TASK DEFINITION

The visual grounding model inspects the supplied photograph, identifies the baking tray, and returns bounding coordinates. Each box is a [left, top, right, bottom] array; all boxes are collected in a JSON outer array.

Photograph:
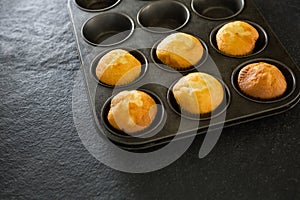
[[68, 0, 300, 150]]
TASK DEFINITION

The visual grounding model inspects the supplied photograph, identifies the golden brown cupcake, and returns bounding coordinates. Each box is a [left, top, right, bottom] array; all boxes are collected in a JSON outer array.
[[107, 90, 158, 134], [96, 49, 141, 86], [238, 62, 287, 100], [216, 21, 259, 56], [156, 32, 204, 70], [172, 72, 224, 114]]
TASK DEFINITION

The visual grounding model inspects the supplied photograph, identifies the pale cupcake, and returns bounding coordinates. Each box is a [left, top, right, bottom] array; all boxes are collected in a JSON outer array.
[[96, 49, 141, 86], [156, 32, 204, 70], [172, 72, 224, 114], [216, 21, 259, 56], [108, 90, 158, 134]]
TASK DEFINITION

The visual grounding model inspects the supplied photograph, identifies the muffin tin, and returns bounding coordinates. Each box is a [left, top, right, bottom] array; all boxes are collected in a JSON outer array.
[[68, 0, 300, 150]]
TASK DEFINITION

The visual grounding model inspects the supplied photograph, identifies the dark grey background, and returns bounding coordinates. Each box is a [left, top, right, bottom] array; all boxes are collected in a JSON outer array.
[[0, 0, 299, 199]]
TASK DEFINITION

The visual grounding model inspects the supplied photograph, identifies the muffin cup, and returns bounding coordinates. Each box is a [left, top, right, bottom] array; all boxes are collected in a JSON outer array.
[[167, 76, 231, 120], [191, 0, 244, 20], [101, 89, 166, 139], [75, 0, 121, 12], [90, 48, 148, 88], [231, 58, 296, 103], [209, 20, 268, 58], [82, 12, 134, 46], [151, 36, 209, 73], [137, 1, 190, 33]]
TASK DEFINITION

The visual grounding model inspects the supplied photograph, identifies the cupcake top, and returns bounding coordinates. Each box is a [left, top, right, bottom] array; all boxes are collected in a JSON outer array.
[[156, 32, 204, 70], [216, 21, 259, 56], [172, 72, 224, 114], [96, 49, 141, 86], [238, 62, 287, 100], [107, 90, 158, 134]]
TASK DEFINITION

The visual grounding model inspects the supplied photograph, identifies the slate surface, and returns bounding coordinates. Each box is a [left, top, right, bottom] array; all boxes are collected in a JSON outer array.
[[0, 0, 299, 199]]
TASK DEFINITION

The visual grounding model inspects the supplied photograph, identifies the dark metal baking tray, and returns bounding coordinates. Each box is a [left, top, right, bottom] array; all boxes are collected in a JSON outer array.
[[68, 0, 300, 150]]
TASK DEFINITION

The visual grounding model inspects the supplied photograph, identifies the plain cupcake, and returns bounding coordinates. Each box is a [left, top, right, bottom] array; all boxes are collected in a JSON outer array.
[[172, 72, 224, 114], [107, 90, 158, 134], [216, 21, 259, 56], [238, 62, 287, 100], [156, 32, 204, 70], [96, 49, 141, 86]]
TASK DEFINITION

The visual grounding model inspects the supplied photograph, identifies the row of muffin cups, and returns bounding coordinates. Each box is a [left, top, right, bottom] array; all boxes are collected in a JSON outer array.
[[98, 61, 295, 139], [81, 12, 268, 59], [90, 27, 295, 100], [92, 47, 295, 138], [75, 0, 245, 21], [80, 0, 255, 47]]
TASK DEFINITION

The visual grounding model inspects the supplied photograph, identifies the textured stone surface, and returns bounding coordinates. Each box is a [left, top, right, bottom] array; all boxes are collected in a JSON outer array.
[[0, 0, 299, 199]]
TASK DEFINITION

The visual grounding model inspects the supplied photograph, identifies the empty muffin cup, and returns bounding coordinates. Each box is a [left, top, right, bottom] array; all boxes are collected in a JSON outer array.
[[151, 37, 208, 73], [137, 1, 190, 33], [75, 0, 121, 12], [90, 48, 148, 87], [167, 77, 231, 120], [191, 0, 244, 20], [210, 20, 268, 58], [82, 12, 134, 46], [231, 58, 296, 103], [101, 89, 166, 138]]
